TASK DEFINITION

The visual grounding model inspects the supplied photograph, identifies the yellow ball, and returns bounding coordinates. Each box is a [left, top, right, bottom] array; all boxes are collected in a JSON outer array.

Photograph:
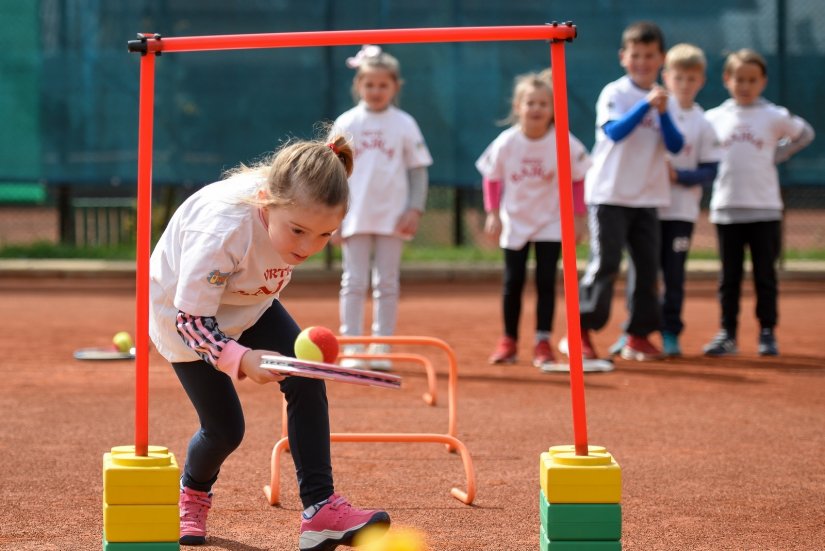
[[112, 331, 134, 353], [354, 526, 427, 551], [294, 326, 339, 364]]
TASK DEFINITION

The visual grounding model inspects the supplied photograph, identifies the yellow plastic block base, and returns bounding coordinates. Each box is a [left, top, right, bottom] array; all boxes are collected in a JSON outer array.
[[103, 503, 179, 542], [103, 446, 180, 505], [540, 447, 621, 504]]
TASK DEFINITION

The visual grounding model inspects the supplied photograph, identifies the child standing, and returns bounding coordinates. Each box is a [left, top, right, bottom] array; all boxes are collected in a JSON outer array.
[[703, 48, 814, 356], [562, 21, 684, 362], [478, 69, 591, 368], [149, 136, 390, 550], [332, 45, 432, 371], [610, 43, 722, 357]]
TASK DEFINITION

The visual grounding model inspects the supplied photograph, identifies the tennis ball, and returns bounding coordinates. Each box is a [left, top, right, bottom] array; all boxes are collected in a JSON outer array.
[[354, 526, 427, 551], [112, 331, 134, 353], [294, 326, 339, 364]]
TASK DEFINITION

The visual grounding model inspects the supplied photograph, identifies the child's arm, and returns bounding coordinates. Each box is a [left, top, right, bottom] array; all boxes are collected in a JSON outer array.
[[659, 110, 684, 154], [674, 162, 719, 188], [602, 99, 651, 142], [482, 177, 503, 237], [395, 166, 429, 238], [775, 118, 815, 164]]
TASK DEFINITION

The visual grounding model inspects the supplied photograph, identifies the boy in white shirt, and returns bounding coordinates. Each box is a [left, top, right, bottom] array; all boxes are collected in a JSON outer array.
[[562, 21, 684, 363]]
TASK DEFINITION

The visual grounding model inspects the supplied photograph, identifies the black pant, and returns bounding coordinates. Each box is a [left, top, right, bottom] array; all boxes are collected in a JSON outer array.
[[173, 300, 333, 508], [659, 220, 694, 335], [714, 221, 781, 337], [579, 205, 661, 336], [501, 241, 561, 340]]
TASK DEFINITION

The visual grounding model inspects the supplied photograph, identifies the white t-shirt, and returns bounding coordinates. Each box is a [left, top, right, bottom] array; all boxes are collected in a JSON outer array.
[[332, 103, 432, 238], [585, 75, 670, 208], [149, 176, 293, 363], [475, 125, 591, 249], [658, 100, 722, 222], [705, 98, 807, 212]]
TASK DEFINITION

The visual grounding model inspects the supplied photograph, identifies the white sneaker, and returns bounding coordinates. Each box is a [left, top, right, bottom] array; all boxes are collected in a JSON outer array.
[[366, 343, 393, 372], [339, 344, 367, 369]]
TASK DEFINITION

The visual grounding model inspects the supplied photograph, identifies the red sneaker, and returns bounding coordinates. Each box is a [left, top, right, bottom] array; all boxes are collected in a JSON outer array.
[[532, 340, 555, 367], [299, 493, 390, 551], [179, 486, 212, 545], [621, 334, 664, 361], [488, 336, 517, 364]]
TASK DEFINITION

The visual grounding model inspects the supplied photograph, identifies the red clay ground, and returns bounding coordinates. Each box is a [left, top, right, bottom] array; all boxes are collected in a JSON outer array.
[[1, 276, 824, 550]]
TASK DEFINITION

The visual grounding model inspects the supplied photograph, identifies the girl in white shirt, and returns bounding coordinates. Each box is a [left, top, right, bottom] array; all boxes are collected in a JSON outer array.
[[703, 49, 814, 357], [477, 69, 590, 368], [332, 45, 432, 370], [149, 136, 390, 549]]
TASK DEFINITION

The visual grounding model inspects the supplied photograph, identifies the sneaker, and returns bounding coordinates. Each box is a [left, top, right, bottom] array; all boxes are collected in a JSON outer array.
[[532, 340, 555, 368], [299, 493, 390, 551], [703, 330, 737, 356], [339, 344, 367, 369], [758, 328, 779, 356], [621, 334, 664, 361], [366, 343, 393, 372], [608, 334, 627, 357], [558, 332, 597, 360], [488, 336, 517, 364], [662, 331, 682, 357], [179, 486, 212, 545]]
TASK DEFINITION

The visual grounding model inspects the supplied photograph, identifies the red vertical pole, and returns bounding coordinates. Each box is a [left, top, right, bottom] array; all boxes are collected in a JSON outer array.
[[134, 50, 156, 457], [550, 39, 589, 456]]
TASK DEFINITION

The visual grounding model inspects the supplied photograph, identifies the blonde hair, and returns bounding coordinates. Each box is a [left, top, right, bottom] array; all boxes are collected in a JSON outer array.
[[227, 134, 353, 210], [723, 48, 768, 77], [348, 45, 403, 104], [665, 43, 707, 71], [501, 68, 554, 127]]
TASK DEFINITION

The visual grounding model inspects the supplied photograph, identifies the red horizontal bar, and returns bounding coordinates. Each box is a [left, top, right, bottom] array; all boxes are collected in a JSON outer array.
[[143, 25, 576, 54]]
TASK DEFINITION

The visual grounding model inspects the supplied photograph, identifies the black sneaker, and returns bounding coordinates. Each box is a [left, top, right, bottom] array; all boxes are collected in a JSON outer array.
[[758, 328, 778, 356], [703, 330, 737, 356]]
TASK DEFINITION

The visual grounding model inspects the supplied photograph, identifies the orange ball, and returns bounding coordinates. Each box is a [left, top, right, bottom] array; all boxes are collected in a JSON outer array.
[[294, 326, 339, 364]]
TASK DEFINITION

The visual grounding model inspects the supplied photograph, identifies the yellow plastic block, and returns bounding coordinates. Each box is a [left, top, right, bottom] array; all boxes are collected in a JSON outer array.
[[103, 446, 180, 505], [540, 450, 621, 504], [103, 503, 179, 542]]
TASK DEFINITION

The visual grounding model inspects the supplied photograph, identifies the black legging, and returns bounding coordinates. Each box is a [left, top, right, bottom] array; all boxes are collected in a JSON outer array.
[[173, 300, 333, 508], [501, 241, 561, 340]]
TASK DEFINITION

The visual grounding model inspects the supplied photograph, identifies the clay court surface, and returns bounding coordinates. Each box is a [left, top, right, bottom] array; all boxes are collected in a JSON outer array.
[[1, 275, 824, 550]]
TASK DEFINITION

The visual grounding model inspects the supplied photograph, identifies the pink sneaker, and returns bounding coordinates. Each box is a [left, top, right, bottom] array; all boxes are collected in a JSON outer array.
[[299, 493, 390, 551], [179, 486, 212, 545]]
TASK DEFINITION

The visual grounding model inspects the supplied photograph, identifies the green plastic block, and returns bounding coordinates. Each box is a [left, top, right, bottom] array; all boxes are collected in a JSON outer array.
[[540, 490, 621, 540], [103, 539, 179, 550], [540, 525, 622, 551]]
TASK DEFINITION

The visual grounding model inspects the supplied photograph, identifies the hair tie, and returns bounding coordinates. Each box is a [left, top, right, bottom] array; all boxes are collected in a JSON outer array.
[[327, 142, 339, 154], [346, 44, 383, 69]]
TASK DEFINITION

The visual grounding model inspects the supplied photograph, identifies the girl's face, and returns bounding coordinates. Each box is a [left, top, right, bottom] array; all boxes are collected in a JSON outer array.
[[355, 67, 399, 112], [723, 61, 767, 106], [619, 41, 665, 90], [515, 85, 554, 139], [264, 200, 344, 265]]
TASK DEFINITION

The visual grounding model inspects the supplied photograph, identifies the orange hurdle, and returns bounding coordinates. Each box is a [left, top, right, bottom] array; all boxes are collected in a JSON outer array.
[[264, 336, 476, 506]]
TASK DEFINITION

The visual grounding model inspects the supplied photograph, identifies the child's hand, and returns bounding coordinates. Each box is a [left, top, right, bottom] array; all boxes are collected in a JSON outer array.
[[394, 209, 422, 240], [646, 85, 669, 114], [240, 350, 286, 384], [484, 212, 502, 237], [667, 161, 678, 182]]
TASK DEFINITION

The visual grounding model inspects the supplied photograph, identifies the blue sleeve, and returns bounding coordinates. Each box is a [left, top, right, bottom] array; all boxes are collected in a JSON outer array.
[[659, 111, 684, 153], [602, 98, 650, 142], [674, 162, 718, 188]]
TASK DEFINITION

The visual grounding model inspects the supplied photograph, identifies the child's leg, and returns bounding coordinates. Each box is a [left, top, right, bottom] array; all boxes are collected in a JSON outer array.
[[370, 235, 404, 336], [533, 241, 561, 334], [715, 223, 747, 337], [580, 205, 630, 331], [340, 234, 373, 336], [745, 220, 781, 330], [239, 301, 334, 508], [172, 360, 245, 492], [660, 220, 694, 335], [502, 244, 530, 340], [625, 208, 661, 337]]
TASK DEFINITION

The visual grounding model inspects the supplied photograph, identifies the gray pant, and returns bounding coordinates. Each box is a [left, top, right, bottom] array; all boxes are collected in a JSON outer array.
[[579, 204, 661, 337]]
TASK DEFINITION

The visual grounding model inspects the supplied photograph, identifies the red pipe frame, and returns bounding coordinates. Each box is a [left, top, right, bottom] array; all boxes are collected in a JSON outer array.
[[132, 24, 588, 460]]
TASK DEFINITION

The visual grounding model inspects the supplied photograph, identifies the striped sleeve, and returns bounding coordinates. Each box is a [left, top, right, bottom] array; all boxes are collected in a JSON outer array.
[[175, 311, 250, 380]]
